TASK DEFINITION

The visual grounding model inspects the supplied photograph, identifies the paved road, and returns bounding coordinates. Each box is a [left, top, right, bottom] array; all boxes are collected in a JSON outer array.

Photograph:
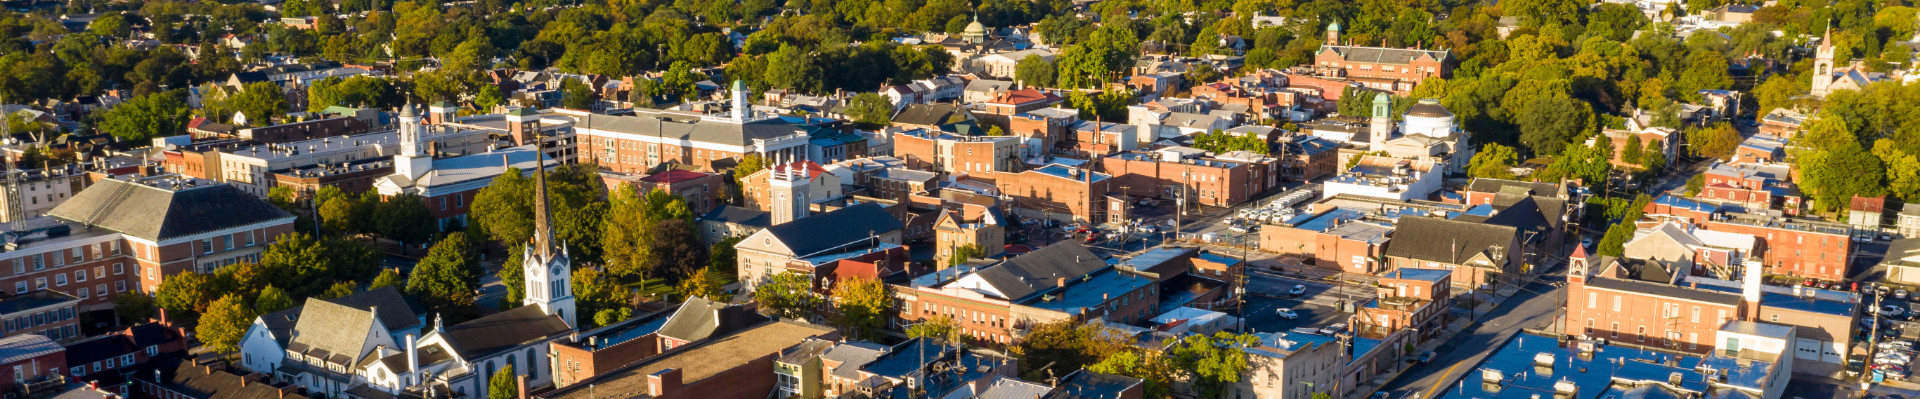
[[1376, 270, 1566, 399]]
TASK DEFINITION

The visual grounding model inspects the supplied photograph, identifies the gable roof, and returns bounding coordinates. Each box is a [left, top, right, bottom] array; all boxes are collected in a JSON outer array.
[[439, 305, 572, 359], [258, 306, 303, 347], [1466, 178, 1562, 198], [1384, 216, 1517, 265], [655, 296, 768, 343], [47, 179, 293, 241], [970, 241, 1108, 301], [892, 104, 976, 126], [1318, 45, 1450, 65], [286, 299, 378, 366], [700, 206, 771, 227], [146, 356, 316, 399], [763, 202, 905, 257], [572, 114, 807, 147], [326, 286, 424, 333]]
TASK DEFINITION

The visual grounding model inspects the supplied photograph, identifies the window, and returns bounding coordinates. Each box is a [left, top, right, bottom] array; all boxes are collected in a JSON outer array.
[[76, 287, 87, 299], [103, 358, 112, 369], [1612, 296, 1621, 312], [201, 239, 213, 254], [70, 367, 81, 376], [115, 281, 125, 293], [224, 235, 234, 250], [52, 274, 63, 287], [10, 259, 19, 275], [12, 282, 22, 294], [1611, 323, 1619, 338], [147, 346, 157, 356], [32, 255, 42, 270], [113, 263, 123, 275], [70, 248, 81, 263], [1691, 307, 1700, 323], [51, 252, 61, 266], [1637, 326, 1646, 341], [1587, 293, 1596, 308], [74, 270, 85, 283]]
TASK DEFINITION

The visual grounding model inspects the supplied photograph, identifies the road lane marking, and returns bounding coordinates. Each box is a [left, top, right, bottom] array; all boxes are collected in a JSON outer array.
[[1421, 361, 1465, 399]]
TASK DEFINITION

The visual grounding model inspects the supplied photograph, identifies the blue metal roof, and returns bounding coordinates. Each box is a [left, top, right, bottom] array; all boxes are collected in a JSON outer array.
[[1380, 268, 1451, 283], [1032, 164, 1112, 183], [1436, 333, 1774, 399], [1018, 268, 1155, 316], [1760, 291, 1854, 316]]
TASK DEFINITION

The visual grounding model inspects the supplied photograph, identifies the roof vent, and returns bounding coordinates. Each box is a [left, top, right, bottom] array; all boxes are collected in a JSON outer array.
[[1481, 368, 1502, 384]]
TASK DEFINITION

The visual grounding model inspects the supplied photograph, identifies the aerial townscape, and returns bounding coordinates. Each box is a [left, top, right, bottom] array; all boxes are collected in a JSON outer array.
[[3, 0, 1920, 397]]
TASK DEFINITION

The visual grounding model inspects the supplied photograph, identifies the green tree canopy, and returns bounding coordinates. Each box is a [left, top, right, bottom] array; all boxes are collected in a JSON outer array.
[[198, 294, 253, 355], [832, 276, 891, 340], [488, 364, 517, 399], [845, 93, 895, 129], [254, 285, 296, 314], [375, 194, 437, 248], [100, 90, 190, 142], [408, 232, 480, 312], [1469, 143, 1521, 179], [755, 271, 820, 320]]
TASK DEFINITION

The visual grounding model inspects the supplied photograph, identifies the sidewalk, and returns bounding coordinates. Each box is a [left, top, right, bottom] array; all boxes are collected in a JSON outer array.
[[1348, 314, 1474, 398]]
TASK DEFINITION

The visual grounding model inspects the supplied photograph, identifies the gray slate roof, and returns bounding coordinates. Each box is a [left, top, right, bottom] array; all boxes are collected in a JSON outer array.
[[573, 113, 807, 147], [892, 104, 975, 126], [823, 341, 890, 379], [440, 305, 572, 359], [1319, 45, 1450, 65], [1383, 216, 1517, 265], [1465, 178, 1562, 198], [47, 179, 293, 241], [655, 296, 767, 343], [328, 286, 424, 333], [258, 306, 303, 347], [700, 206, 771, 228], [286, 299, 378, 366], [764, 202, 904, 257], [970, 241, 1108, 301]]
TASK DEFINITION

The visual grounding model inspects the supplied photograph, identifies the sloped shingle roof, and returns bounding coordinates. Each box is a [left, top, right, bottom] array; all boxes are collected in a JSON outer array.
[[439, 305, 571, 359], [763, 202, 904, 257], [47, 179, 293, 241]]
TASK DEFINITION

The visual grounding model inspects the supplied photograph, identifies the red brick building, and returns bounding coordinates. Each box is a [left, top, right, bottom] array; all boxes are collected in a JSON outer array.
[[1100, 152, 1264, 208], [0, 334, 63, 392], [1259, 210, 1391, 273], [1353, 268, 1452, 336], [1312, 24, 1451, 94], [1701, 212, 1853, 281], [537, 321, 839, 399], [65, 323, 186, 380], [892, 129, 1023, 177], [1564, 247, 1747, 352], [993, 164, 1114, 224], [895, 242, 1157, 345], [603, 169, 728, 216]]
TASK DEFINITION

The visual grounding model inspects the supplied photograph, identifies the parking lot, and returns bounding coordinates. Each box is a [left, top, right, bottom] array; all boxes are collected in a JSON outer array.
[[1239, 268, 1373, 334]]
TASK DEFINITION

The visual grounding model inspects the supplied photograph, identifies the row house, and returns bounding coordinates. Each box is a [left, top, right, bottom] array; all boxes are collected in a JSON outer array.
[[0, 334, 63, 394], [537, 321, 839, 399], [1065, 121, 1140, 158], [1005, 109, 1078, 159], [64, 323, 186, 381], [0, 291, 82, 341], [1274, 133, 1341, 181], [1566, 245, 1747, 353]]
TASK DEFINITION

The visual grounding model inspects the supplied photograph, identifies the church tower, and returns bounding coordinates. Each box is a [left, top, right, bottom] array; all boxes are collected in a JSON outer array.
[[769, 163, 811, 225], [394, 102, 434, 180], [1812, 27, 1836, 97], [1368, 92, 1391, 150], [1325, 21, 1342, 46], [523, 161, 576, 328]]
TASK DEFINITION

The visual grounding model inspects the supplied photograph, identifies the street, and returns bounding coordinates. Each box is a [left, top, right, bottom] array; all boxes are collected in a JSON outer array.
[[1376, 268, 1566, 399]]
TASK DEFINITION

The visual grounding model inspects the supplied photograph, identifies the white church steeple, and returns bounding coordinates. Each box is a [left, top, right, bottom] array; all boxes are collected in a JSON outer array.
[[522, 160, 575, 328]]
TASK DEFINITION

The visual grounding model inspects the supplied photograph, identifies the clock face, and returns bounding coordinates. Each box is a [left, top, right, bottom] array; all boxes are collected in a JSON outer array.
[[552, 265, 565, 276]]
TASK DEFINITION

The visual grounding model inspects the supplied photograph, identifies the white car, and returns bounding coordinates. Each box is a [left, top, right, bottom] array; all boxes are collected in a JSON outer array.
[[1885, 305, 1909, 318], [1288, 285, 1307, 296], [1275, 308, 1298, 320], [1319, 323, 1348, 335]]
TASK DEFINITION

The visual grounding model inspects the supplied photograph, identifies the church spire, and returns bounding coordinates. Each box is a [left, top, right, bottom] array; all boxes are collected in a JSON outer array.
[[532, 158, 557, 259]]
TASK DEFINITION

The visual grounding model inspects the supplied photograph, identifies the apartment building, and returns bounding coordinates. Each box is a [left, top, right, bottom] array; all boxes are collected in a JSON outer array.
[[571, 83, 812, 174], [995, 164, 1115, 224], [892, 129, 1023, 177], [35, 176, 296, 300]]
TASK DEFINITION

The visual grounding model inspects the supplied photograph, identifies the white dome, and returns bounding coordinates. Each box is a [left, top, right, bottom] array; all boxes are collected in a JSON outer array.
[[1403, 99, 1454, 138]]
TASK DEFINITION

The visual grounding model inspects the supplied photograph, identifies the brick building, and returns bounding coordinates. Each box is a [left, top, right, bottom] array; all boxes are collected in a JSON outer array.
[[1312, 23, 1451, 94], [268, 159, 393, 199], [0, 334, 61, 394], [892, 129, 1023, 177], [37, 177, 297, 303], [895, 242, 1158, 345], [604, 170, 728, 216], [1101, 150, 1262, 208], [1381, 216, 1521, 290], [1353, 268, 1452, 336], [571, 83, 812, 174], [1702, 211, 1853, 282], [1564, 246, 1745, 353], [232, 116, 371, 143], [994, 164, 1114, 224], [1259, 208, 1391, 273], [1006, 109, 1078, 158], [537, 321, 839, 399], [1275, 134, 1341, 182], [64, 323, 186, 380], [374, 144, 553, 231]]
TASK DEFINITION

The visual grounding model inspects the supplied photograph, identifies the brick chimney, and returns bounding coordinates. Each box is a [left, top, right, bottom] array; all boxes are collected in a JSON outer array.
[[517, 374, 529, 399], [647, 368, 683, 397]]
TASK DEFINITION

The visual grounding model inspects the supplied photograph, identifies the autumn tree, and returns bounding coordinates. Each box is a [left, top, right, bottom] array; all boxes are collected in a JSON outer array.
[[198, 294, 253, 356], [370, 269, 405, 290], [488, 365, 517, 399], [1168, 332, 1260, 399], [1468, 143, 1520, 180], [755, 271, 820, 320], [832, 276, 891, 340], [112, 291, 158, 325], [845, 93, 895, 129]]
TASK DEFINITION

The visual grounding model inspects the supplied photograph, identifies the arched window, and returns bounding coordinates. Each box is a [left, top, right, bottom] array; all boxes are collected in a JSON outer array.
[[507, 354, 518, 376], [526, 348, 540, 380]]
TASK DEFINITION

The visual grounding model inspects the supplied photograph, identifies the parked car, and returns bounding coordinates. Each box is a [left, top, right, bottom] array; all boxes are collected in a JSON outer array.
[[1885, 305, 1908, 318], [1319, 323, 1348, 335], [1275, 308, 1298, 320], [1418, 351, 1436, 364], [1901, 289, 1912, 300], [1136, 225, 1160, 234], [1289, 285, 1308, 296]]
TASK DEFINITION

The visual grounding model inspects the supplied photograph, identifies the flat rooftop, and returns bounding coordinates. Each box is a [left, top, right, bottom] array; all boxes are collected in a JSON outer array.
[[1436, 333, 1771, 399], [542, 321, 834, 399], [1018, 268, 1155, 316]]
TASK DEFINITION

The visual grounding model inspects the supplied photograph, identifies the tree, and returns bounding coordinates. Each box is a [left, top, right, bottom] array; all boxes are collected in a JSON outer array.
[[845, 93, 895, 129], [320, 281, 358, 299], [1517, 96, 1592, 156], [1167, 332, 1259, 399], [112, 291, 158, 325], [320, 193, 374, 235], [370, 269, 405, 290], [1015, 54, 1056, 87], [499, 246, 525, 307], [572, 267, 629, 329], [408, 232, 480, 312], [677, 266, 728, 300], [197, 294, 253, 355], [601, 186, 656, 279], [375, 194, 436, 249], [1011, 320, 1134, 381], [561, 78, 596, 110], [1685, 123, 1740, 160], [595, 307, 635, 328], [230, 82, 289, 126], [1641, 140, 1666, 171], [754, 271, 820, 319], [100, 90, 190, 142], [1598, 222, 1633, 257], [1621, 135, 1645, 166], [709, 236, 744, 272], [488, 364, 517, 399], [832, 276, 891, 340], [1685, 174, 1706, 196], [650, 219, 709, 281], [765, 44, 822, 93], [259, 232, 380, 296], [905, 315, 958, 340], [1087, 350, 1174, 399], [1468, 143, 1520, 180], [156, 271, 214, 317], [733, 155, 768, 188], [254, 285, 296, 314], [949, 244, 983, 266]]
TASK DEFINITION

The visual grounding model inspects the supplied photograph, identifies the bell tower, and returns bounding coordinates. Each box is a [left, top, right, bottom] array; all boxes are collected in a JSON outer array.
[[522, 160, 576, 328], [1368, 92, 1391, 150], [1812, 27, 1836, 97]]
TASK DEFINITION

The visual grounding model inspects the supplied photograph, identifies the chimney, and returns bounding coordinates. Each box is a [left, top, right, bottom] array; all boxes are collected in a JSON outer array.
[[647, 368, 683, 397], [517, 374, 530, 399], [1057, 277, 1067, 287], [405, 334, 418, 384]]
